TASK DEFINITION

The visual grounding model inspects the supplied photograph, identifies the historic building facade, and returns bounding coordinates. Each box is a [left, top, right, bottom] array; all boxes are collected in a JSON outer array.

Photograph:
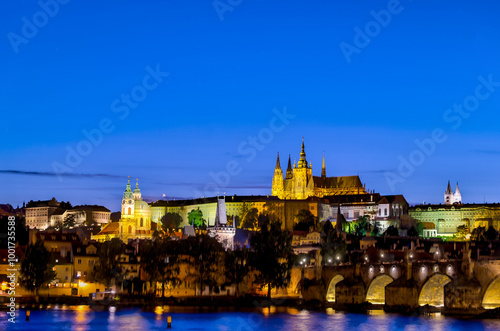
[[409, 183, 500, 237], [272, 139, 368, 200], [93, 178, 153, 242]]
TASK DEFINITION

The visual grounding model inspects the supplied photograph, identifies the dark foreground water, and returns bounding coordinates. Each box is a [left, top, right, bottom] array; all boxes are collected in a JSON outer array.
[[2, 306, 500, 331]]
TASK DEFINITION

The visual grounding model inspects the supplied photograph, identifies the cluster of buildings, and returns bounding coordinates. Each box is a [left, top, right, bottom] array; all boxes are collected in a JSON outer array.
[[14, 139, 500, 245]]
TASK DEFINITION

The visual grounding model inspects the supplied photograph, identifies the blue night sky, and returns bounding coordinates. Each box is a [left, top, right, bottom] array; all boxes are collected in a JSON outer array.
[[2, 0, 500, 212]]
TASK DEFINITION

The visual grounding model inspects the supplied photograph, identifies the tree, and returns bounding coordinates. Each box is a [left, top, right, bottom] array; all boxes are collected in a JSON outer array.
[[320, 220, 347, 265], [224, 247, 251, 296], [250, 219, 294, 298], [63, 213, 76, 228], [140, 239, 163, 295], [182, 234, 224, 296], [485, 226, 498, 241], [416, 222, 425, 237], [20, 240, 56, 296], [158, 239, 181, 297], [241, 208, 259, 230], [294, 209, 316, 232], [59, 201, 73, 210], [187, 209, 205, 227], [456, 225, 469, 241], [353, 216, 370, 237], [407, 226, 419, 238], [92, 238, 125, 288], [161, 212, 183, 233], [371, 221, 381, 236], [384, 225, 399, 237], [471, 226, 486, 242]]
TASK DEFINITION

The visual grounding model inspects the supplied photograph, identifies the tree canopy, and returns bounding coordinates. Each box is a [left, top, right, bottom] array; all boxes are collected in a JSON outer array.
[[187, 209, 205, 227], [320, 220, 347, 265], [20, 240, 56, 295], [250, 219, 294, 298], [161, 212, 183, 232], [91, 238, 125, 287], [294, 209, 316, 232], [241, 208, 259, 230]]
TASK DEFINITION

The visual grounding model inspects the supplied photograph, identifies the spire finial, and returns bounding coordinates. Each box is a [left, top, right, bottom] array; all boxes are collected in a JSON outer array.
[[136, 178, 139, 188], [275, 152, 281, 170], [321, 153, 326, 178]]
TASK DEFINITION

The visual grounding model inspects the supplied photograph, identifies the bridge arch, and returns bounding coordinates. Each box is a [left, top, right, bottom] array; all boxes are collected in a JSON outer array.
[[326, 274, 344, 303], [366, 274, 394, 304], [482, 276, 500, 309], [418, 273, 452, 307]]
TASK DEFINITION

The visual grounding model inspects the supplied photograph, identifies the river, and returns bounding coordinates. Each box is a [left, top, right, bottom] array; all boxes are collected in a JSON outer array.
[[2, 306, 500, 330]]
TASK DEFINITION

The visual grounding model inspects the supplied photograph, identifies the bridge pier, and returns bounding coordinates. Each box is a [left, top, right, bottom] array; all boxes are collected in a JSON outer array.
[[444, 277, 484, 315], [336, 277, 366, 306], [385, 277, 419, 313]]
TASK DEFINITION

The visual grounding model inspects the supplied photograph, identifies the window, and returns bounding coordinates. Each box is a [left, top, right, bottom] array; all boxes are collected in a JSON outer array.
[[384, 208, 388, 216], [78, 259, 82, 265], [128, 225, 132, 233], [140, 218, 143, 227], [128, 207, 131, 215]]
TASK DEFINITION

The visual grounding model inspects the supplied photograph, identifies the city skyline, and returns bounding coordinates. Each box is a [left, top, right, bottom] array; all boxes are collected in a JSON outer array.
[[2, 0, 500, 211]]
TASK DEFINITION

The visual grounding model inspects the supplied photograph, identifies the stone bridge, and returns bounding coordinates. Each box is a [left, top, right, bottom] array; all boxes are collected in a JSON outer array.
[[311, 258, 500, 313]]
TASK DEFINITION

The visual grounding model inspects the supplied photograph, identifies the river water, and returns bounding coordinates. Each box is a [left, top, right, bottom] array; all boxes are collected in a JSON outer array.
[[2, 306, 500, 331]]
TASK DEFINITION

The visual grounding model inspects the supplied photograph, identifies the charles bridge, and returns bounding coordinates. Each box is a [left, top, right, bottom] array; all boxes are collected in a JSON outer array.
[[296, 251, 500, 314]]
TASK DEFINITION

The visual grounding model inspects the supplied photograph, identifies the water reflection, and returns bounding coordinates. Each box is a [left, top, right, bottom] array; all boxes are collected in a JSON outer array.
[[2, 307, 500, 331]]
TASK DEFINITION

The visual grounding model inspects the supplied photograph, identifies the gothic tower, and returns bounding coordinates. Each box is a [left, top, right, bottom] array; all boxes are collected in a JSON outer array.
[[293, 138, 314, 199], [444, 181, 454, 205], [272, 153, 284, 197], [453, 183, 462, 204]]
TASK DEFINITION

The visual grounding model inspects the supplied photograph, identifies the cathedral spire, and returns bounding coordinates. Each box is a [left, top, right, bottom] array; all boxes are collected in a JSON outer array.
[[126, 176, 132, 192], [286, 154, 293, 179], [275, 152, 281, 170], [297, 137, 308, 168], [321, 153, 326, 179], [446, 180, 453, 194]]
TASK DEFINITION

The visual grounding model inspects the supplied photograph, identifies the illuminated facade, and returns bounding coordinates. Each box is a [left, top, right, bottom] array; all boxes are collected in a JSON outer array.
[[93, 178, 153, 242], [208, 197, 236, 250], [272, 139, 368, 199]]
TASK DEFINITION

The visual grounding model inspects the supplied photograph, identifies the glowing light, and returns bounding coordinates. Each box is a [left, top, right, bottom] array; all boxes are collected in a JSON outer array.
[[78, 281, 88, 288], [154, 306, 163, 315], [379, 265, 384, 272], [336, 255, 340, 260], [369, 265, 374, 273], [381, 253, 384, 258]]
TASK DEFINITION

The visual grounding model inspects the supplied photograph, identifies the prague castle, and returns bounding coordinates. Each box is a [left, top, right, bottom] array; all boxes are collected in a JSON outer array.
[[272, 139, 368, 199]]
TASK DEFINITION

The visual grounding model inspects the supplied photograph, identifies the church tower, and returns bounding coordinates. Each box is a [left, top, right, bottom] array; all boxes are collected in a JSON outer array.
[[444, 181, 454, 205], [293, 138, 314, 199], [122, 177, 135, 218], [453, 183, 462, 204], [272, 153, 284, 197]]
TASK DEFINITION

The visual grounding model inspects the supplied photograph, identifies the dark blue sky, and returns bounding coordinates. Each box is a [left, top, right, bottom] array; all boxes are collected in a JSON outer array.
[[2, 0, 500, 212]]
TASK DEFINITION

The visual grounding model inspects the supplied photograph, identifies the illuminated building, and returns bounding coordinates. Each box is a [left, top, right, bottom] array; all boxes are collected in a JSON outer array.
[[93, 178, 154, 242], [272, 139, 368, 199], [410, 183, 500, 237], [208, 197, 235, 250]]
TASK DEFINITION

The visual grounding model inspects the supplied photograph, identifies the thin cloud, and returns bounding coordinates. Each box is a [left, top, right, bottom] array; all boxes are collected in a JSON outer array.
[[0, 170, 122, 179]]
